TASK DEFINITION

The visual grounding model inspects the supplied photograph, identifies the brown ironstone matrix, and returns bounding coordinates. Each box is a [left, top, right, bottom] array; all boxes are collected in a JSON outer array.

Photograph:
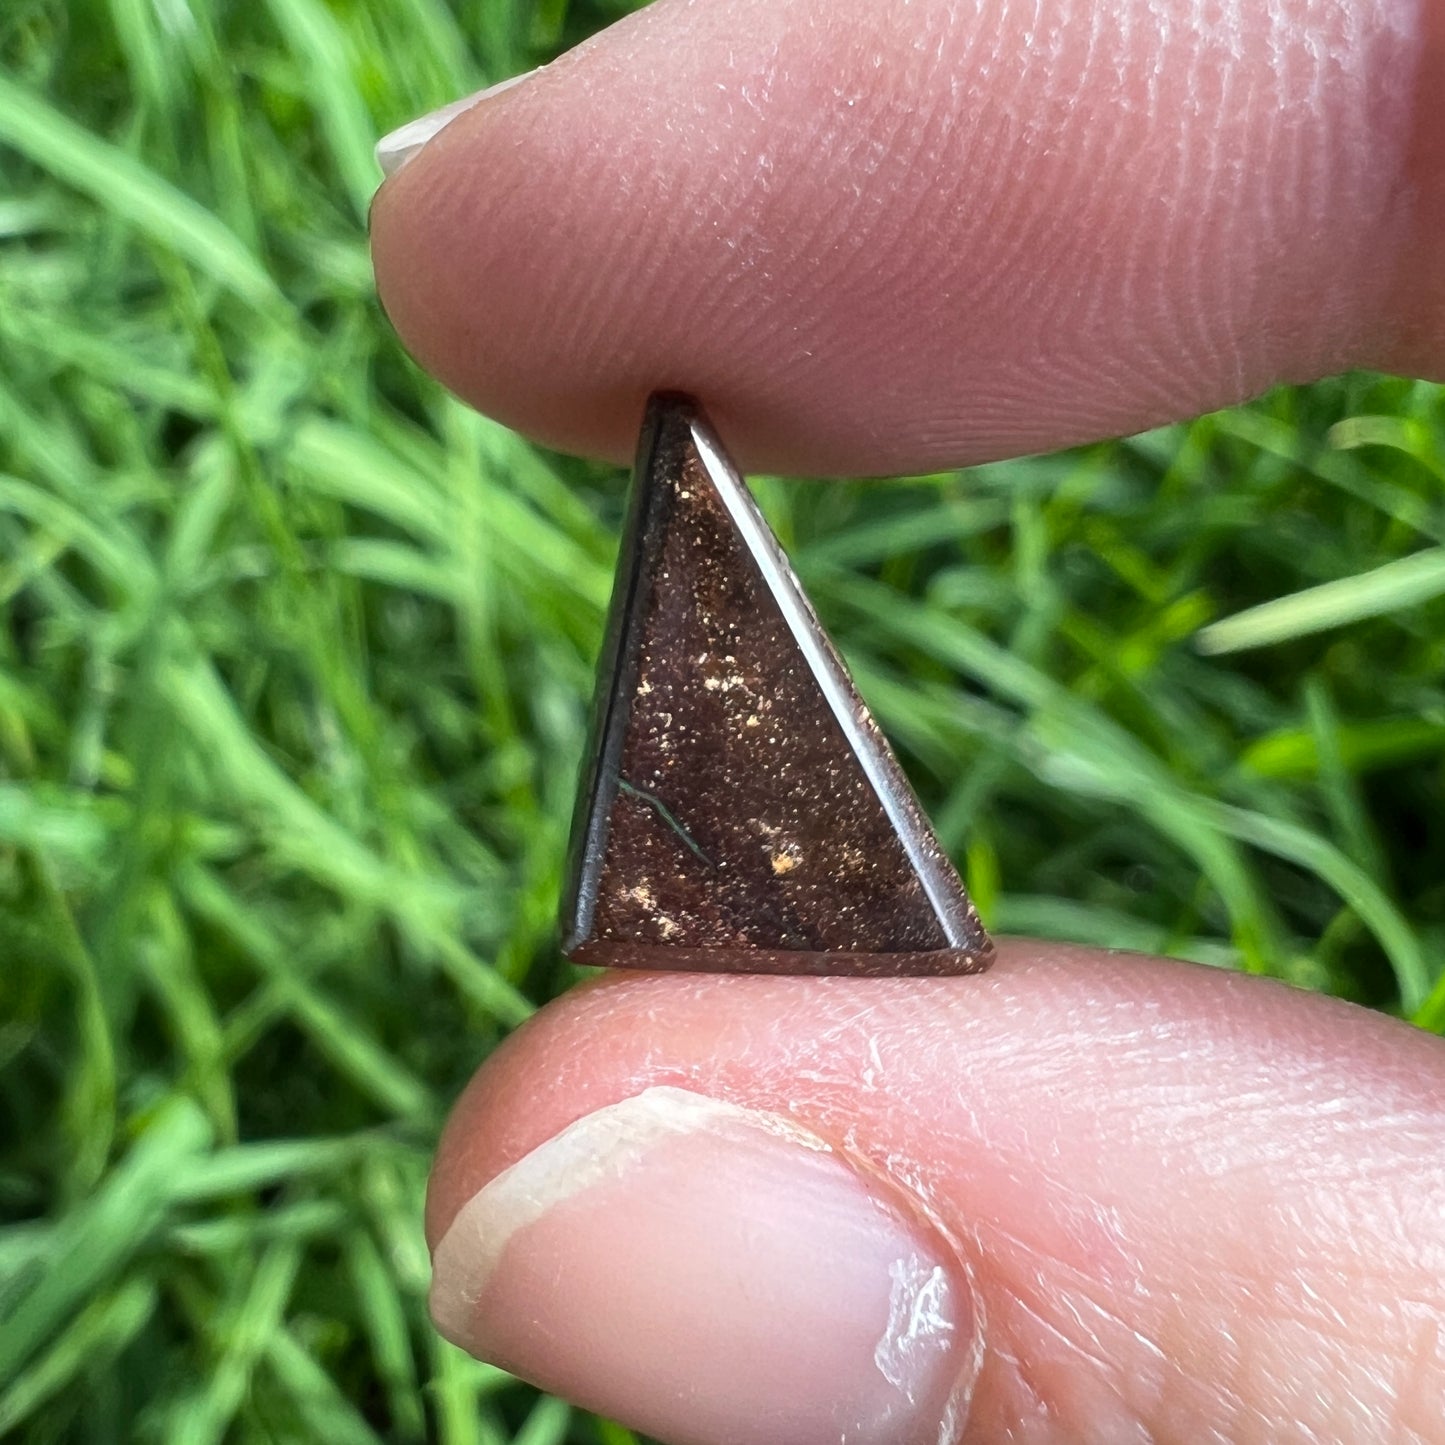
[[561, 393, 994, 977]]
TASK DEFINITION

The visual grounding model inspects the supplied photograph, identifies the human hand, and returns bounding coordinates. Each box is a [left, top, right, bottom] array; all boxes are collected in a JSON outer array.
[[370, 1, 1445, 1441]]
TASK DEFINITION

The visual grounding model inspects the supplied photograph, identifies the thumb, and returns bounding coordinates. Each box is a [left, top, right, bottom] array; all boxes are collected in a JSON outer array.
[[425, 942, 1445, 1445], [370, 0, 1445, 476]]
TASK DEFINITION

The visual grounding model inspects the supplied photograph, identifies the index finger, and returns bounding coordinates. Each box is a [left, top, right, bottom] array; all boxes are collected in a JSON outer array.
[[370, 0, 1445, 476]]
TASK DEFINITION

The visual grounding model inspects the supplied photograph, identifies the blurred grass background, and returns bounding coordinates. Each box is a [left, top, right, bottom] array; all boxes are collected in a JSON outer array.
[[1, 0, 1444, 1440]]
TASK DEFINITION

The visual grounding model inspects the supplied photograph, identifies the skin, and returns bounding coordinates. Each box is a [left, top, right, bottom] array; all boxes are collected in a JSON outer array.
[[430, 950, 1445, 1441], [373, 0, 1445, 474], [371, 0, 1445, 1437]]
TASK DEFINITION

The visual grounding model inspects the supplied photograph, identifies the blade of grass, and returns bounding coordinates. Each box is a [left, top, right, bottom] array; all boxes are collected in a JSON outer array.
[[1198, 547, 1445, 655], [0, 74, 283, 313], [345, 1229, 427, 1441], [0, 1275, 158, 1435], [173, 1240, 304, 1445], [513, 1395, 572, 1445], [266, 1326, 389, 1445], [0, 1097, 210, 1386]]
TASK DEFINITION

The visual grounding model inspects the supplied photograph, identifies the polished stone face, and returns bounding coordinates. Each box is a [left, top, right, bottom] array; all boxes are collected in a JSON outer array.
[[562, 394, 993, 977]]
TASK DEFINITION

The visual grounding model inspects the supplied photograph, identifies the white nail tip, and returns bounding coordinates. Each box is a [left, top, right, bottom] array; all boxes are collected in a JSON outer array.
[[375, 69, 539, 178], [428, 1087, 827, 1343]]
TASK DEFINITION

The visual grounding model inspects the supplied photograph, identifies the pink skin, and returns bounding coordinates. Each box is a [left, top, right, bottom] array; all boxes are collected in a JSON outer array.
[[371, 0, 1445, 1436], [429, 946, 1445, 1442], [372, 0, 1444, 476]]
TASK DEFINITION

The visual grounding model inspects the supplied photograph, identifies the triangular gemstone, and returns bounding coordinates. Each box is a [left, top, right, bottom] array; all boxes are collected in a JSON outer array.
[[561, 394, 993, 976]]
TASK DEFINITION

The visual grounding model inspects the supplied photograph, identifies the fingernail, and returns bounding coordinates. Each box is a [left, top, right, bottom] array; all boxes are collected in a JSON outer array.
[[375, 69, 538, 178], [430, 1087, 979, 1445]]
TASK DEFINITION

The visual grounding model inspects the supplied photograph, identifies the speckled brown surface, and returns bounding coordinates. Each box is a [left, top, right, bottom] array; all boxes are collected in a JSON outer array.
[[562, 395, 993, 976]]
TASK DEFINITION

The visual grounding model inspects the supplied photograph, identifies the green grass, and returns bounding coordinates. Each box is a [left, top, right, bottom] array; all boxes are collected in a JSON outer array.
[[2, 0, 1443, 1440]]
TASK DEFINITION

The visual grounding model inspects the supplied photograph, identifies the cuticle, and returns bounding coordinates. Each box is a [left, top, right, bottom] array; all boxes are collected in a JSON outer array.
[[778, 1112, 984, 1439]]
